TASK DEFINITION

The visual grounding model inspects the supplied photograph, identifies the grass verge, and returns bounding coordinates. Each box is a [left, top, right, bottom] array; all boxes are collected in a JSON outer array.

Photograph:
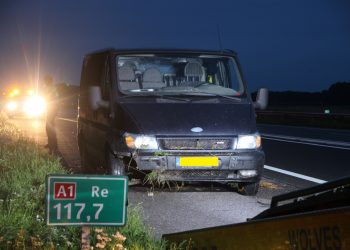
[[0, 113, 172, 249]]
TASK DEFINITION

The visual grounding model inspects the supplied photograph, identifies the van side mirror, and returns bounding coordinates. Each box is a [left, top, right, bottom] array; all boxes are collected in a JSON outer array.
[[254, 88, 269, 110], [88, 86, 109, 111]]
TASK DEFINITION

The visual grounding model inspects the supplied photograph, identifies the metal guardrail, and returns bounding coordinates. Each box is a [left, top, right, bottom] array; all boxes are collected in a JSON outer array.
[[253, 175, 350, 220], [256, 110, 350, 129], [257, 110, 350, 118], [270, 176, 350, 208]]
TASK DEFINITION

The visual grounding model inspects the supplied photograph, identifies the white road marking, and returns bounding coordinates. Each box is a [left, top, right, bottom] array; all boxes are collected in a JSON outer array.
[[264, 165, 327, 184]]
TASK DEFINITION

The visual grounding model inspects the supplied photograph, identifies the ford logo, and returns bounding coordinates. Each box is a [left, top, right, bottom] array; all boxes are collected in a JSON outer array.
[[191, 127, 203, 133]]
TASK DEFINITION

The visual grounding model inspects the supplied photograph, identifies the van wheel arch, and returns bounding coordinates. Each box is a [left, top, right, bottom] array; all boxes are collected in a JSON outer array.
[[105, 145, 125, 176]]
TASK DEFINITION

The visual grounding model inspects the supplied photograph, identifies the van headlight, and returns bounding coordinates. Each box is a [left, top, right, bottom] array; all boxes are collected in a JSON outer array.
[[124, 133, 159, 149], [236, 134, 261, 149]]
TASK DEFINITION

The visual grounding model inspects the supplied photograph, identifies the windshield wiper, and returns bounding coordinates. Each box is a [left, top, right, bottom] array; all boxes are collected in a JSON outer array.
[[189, 90, 242, 101], [156, 95, 191, 102], [119, 89, 241, 101], [119, 94, 149, 99], [119, 94, 190, 102]]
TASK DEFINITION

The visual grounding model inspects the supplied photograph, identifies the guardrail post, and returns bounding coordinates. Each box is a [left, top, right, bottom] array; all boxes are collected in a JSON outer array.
[[81, 226, 90, 250]]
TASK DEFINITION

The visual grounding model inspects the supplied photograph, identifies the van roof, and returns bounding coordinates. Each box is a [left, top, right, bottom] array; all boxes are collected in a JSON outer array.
[[85, 48, 237, 57]]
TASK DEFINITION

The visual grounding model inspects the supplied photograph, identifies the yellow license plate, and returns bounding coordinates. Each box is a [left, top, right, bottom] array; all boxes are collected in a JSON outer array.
[[178, 157, 219, 167]]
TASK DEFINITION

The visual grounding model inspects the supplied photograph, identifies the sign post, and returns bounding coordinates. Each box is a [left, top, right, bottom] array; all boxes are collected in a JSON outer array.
[[46, 175, 128, 248]]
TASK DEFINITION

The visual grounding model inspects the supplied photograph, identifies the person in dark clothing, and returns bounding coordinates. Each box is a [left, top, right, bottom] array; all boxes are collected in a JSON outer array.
[[43, 75, 59, 153]]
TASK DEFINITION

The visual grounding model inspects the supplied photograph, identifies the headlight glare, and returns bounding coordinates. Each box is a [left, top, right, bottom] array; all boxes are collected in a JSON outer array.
[[124, 133, 158, 149], [236, 134, 261, 149], [6, 101, 17, 111], [23, 96, 46, 117]]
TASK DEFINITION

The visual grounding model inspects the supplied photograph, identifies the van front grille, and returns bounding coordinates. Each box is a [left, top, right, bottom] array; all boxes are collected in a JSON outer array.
[[159, 138, 233, 150], [159, 170, 237, 180]]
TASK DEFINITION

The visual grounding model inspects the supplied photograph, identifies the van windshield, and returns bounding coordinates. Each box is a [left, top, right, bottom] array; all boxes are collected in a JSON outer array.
[[116, 54, 245, 97]]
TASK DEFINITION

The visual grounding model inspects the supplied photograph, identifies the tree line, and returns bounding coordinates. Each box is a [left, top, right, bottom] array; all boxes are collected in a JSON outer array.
[[252, 82, 350, 106]]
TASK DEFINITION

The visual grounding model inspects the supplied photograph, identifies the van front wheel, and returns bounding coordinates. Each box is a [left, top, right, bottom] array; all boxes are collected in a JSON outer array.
[[238, 181, 260, 196], [106, 151, 125, 176]]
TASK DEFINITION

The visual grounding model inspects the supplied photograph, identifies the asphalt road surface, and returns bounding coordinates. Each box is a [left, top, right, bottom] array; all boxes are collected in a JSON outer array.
[[259, 124, 350, 183], [10, 113, 349, 237]]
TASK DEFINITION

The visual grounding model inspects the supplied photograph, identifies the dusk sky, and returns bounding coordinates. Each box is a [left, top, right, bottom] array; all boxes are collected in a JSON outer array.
[[1, 0, 350, 92]]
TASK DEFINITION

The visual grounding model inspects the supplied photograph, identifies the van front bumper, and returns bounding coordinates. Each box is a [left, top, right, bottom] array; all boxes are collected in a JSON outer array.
[[132, 150, 265, 182]]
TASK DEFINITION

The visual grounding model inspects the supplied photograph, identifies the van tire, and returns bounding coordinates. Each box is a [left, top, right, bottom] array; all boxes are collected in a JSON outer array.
[[80, 144, 94, 174], [106, 151, 125, 176], [238, 181, 260, 196]]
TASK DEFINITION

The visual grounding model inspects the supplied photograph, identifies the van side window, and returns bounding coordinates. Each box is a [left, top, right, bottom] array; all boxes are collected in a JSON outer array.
[[79, 54, 106, 117], [85, 55, 106, 87]]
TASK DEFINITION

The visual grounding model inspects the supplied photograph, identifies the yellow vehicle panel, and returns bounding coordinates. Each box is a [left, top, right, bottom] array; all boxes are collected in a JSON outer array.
[[163, 207, 350, 250]]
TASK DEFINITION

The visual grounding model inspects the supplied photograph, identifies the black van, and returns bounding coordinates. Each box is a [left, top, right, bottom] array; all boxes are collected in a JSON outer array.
[[78, 49, 268, 195]]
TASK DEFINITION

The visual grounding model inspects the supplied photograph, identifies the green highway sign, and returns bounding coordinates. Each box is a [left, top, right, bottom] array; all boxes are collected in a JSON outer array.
[[46, 175, 128, 226]]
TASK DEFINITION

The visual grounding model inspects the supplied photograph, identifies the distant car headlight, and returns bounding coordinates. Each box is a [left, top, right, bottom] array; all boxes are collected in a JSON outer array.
[[23, 96, 46, 117], [6, 101, 17, 111], [124, 133, 159, 149], [236, 134, 261, 149]]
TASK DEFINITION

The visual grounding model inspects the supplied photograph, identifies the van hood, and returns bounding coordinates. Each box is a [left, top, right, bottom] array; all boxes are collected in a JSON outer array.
[[118, 101, 256, 136]]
